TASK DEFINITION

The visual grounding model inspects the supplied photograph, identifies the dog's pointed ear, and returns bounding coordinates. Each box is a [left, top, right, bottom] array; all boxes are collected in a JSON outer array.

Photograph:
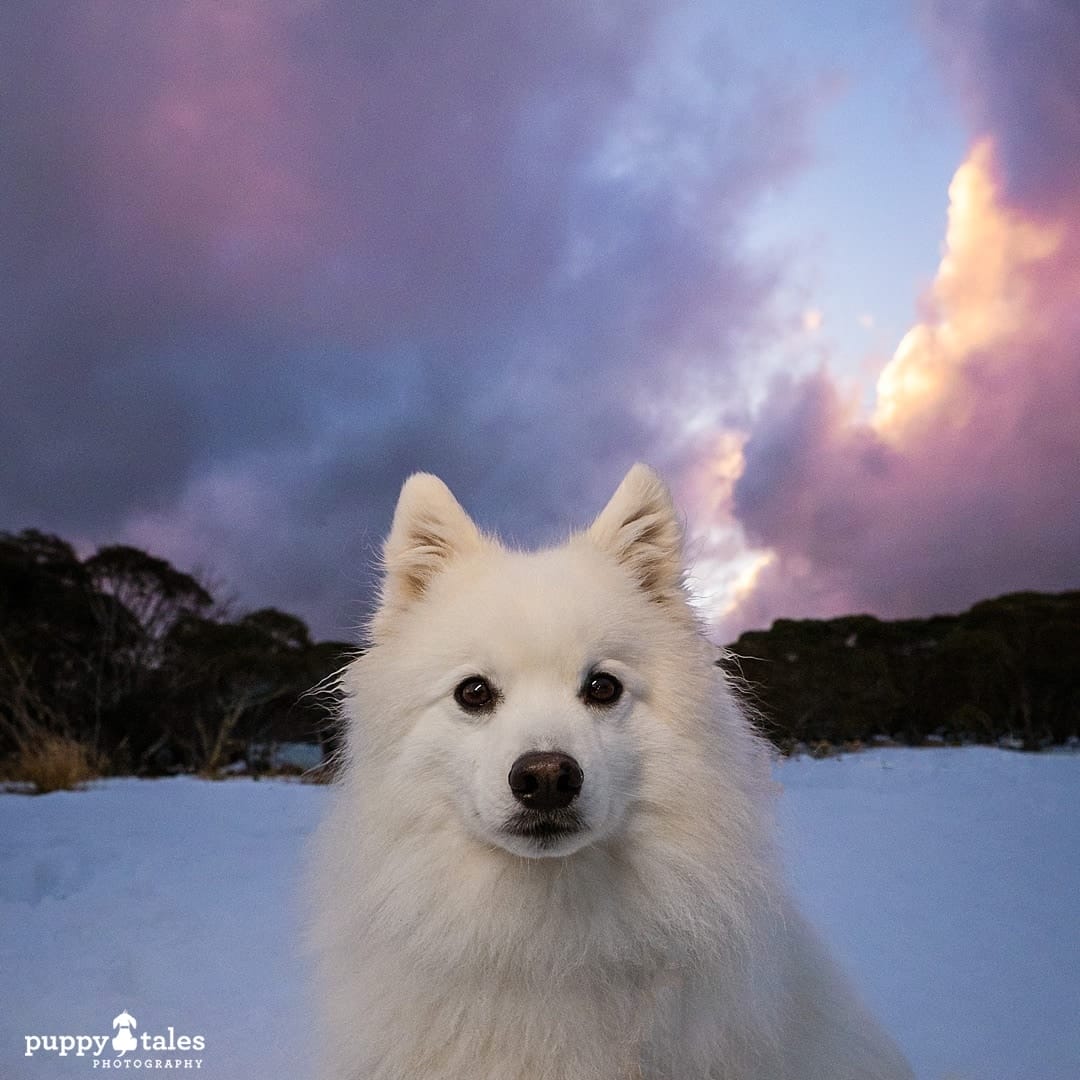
[[587, 464, 685, 603], [373, 473, 484, 637]]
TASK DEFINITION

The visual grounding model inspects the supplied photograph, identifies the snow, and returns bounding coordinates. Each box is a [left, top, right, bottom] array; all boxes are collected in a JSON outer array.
[[778, 748, 1080, 1080], [2, 748, 1078, 1079]]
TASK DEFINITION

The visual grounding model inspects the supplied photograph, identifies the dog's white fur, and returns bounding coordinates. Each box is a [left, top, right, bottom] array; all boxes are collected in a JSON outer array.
[[309, 465, 913, 1080]]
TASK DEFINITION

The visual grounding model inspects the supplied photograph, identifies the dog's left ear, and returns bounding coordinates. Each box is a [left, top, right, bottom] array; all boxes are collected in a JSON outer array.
[[588, 464, 685, 603]]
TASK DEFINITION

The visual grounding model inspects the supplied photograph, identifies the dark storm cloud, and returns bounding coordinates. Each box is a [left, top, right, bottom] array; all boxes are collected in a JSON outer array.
[[2, 1, 814, 636], [923, 0, 1080, 213]]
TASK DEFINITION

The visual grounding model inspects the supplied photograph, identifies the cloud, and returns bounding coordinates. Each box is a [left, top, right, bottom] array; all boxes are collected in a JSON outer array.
[[1, 1, 815, 635], [922, 0, 1080, 214], [722, 133, 1080, 634]]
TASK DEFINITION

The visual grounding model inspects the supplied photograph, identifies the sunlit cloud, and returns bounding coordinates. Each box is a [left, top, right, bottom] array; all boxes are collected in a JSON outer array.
[[872, 139, 1064, 436], [716, 550, 775, 622], [712, 130, 1080, 636]]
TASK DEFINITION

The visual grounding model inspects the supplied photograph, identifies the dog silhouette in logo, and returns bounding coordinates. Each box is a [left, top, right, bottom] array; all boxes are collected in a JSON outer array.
[[112, 1010, 137, 1055]]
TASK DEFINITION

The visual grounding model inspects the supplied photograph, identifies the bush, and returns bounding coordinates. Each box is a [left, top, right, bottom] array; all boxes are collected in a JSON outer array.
[[2, 734, 99, 794]]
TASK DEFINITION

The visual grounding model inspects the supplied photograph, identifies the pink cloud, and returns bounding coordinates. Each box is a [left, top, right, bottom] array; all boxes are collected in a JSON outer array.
[[721, 134, 1080, 634]]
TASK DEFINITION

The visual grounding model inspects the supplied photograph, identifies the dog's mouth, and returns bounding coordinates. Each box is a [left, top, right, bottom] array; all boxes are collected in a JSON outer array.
[[502, 809, 585, 845]]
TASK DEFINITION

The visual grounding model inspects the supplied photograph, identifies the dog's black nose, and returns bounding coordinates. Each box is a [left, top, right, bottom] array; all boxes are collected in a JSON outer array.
[[508, 751, 583, 811]]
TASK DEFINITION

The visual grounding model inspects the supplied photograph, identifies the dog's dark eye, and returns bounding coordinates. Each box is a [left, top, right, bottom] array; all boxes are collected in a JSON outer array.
[[454, 676, 495, 712], [584, 672, 622, 706]]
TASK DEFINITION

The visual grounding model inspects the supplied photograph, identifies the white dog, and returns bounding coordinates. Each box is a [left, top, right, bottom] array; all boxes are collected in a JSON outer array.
[[309, 465, 913, 1080]]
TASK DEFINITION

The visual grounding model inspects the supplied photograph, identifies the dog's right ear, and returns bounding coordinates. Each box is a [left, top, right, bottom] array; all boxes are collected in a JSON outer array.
[[371, 473, 484, 639]]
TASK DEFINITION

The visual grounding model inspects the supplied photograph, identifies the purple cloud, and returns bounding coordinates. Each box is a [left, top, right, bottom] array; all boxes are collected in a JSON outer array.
[[2, 1, 815, 636]]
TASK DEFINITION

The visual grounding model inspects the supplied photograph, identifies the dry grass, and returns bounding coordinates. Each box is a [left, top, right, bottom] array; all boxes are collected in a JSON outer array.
[[2, 734, 100, 794]]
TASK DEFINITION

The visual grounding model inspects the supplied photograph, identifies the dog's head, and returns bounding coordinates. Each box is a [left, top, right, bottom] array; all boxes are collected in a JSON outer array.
[[348, 465, 719, 860]]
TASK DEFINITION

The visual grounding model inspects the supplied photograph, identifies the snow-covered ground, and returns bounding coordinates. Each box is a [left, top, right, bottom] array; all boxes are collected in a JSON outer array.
[[2, 748, 1077, 1079]]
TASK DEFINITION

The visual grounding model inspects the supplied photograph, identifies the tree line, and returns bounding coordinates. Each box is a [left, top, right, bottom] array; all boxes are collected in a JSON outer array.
[[723, 591, 1080, 752], [2, 526, 1077, 786], [0, 529, 351, 778]]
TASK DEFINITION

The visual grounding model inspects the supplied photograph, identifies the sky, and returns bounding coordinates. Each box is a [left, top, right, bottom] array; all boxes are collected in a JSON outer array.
[[3, 0, 1078, 642]]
